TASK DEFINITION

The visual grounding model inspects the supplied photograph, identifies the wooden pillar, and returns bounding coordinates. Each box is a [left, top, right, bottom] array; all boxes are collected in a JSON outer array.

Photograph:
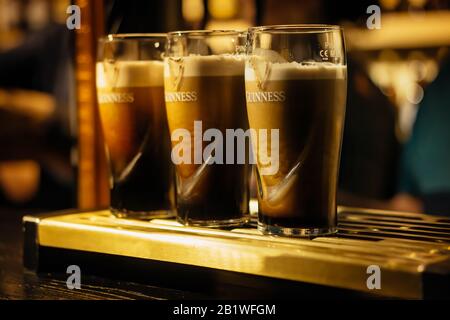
[[74, 0, 109, 209]]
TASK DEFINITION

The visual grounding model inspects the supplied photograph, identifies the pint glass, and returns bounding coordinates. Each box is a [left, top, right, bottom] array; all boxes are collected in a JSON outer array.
[[96, 34, 174, 218], [245, 25, 347, 236], [164, 30, 250, 227]]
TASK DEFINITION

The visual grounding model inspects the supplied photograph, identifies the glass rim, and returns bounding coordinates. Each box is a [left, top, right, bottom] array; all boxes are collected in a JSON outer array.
[[100, 33, 167, 42], [249, 24, 343, 34], [167, 29, 246, 38]]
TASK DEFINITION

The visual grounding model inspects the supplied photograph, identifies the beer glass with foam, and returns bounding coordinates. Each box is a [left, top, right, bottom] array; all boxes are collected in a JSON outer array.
[[245, 25, 347, 237], [96, 34, 174, 218], [164, 30, 250, 227]]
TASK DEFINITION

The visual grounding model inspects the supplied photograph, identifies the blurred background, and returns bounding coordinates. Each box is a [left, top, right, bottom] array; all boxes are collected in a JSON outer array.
[[0, 0, 449, 217]]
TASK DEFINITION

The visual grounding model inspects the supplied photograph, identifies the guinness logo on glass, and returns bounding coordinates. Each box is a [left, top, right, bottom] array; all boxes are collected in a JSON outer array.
[[249, 57, 271, 91], [246, 91, 286, 103], [167, 57, 184, 91], [98, 92, 134, 104], [102, 59, 120, 87], [165, 91, 197, 102]]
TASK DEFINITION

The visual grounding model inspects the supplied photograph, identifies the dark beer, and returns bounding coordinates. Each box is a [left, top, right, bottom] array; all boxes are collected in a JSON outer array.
[[246, 62, 347, 234], [164, 55, 250, 226], [96, 60, 174, 217]]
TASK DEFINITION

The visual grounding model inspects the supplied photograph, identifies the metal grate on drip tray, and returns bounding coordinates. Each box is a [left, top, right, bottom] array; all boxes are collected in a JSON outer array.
[[337, 207, 450, 243]]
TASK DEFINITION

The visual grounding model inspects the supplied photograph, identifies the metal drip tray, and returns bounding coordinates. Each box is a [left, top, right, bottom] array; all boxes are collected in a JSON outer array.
[[23, 206, 450, 299]]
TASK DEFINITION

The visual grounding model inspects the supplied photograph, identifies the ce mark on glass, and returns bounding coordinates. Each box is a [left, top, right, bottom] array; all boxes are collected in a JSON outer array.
[[319, 42, 336, 61]]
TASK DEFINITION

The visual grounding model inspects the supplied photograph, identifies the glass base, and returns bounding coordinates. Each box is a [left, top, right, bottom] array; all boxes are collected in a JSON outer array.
[[258, 222, 337, 238], [111, 208, 175, 220], [177, 216, 248, 228]]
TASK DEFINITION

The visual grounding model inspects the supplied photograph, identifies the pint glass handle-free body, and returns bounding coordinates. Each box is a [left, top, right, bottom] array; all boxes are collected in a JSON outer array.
[[245, 25, 347, 237], [164, 30, 250, 227], [96, 34, 175, 219]]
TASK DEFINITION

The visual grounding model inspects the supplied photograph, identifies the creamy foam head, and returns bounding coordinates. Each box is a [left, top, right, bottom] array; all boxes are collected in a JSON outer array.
[[96, 60, 164, 88], [245, 60, 347, 81], [164, 54, 245, 78]]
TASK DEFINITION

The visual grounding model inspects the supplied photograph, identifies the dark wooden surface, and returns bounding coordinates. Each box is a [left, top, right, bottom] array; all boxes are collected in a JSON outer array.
[[0, 209, 205, 300]]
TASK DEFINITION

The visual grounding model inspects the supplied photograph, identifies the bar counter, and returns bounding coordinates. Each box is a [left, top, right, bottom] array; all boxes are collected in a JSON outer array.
[[0, 204, 448, 300], [0, 208, 201, 299]]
